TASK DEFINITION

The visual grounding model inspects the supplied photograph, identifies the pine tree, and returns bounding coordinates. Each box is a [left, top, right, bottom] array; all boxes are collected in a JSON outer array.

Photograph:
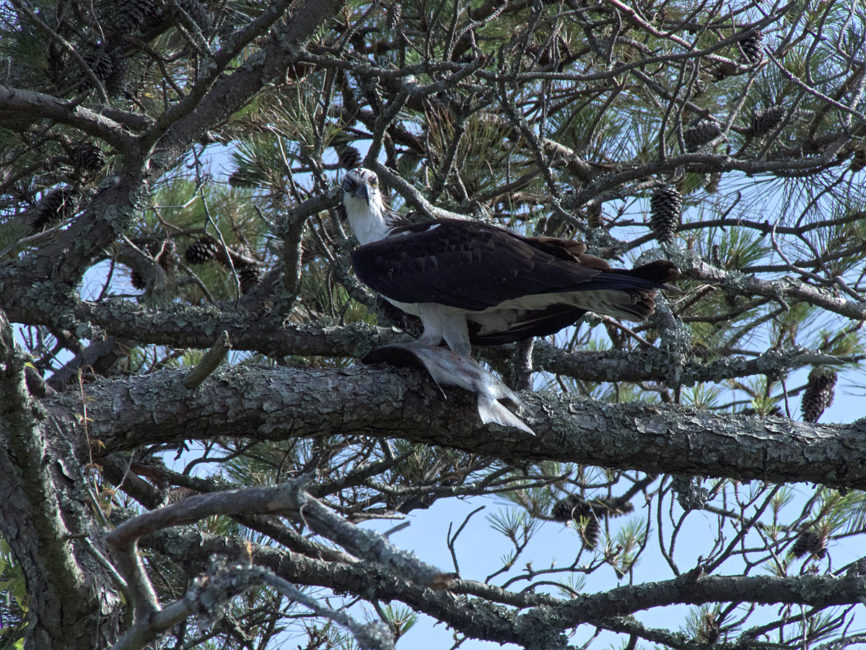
[[2, 3, 866, 649]]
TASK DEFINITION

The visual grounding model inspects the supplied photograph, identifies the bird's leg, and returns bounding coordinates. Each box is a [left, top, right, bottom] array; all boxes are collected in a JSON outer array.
[[416, 304, 445, 348], [415, 306, 472, 357], [441, 315, 472, 358]]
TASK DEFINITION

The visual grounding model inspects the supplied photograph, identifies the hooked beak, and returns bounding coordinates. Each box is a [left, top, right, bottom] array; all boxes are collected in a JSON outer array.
[[351, 183, 370, 205]]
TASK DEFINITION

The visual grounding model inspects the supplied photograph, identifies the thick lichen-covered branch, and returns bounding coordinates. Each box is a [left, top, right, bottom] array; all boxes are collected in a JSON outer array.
[[0, 310, 118, 646], [44, 363, 866, 490]]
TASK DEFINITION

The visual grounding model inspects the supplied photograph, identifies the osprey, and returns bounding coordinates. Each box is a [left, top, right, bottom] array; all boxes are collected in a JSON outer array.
[[342, 168, 679, 358]]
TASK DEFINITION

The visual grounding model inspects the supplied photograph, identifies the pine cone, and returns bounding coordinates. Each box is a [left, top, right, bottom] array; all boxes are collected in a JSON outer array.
[[172, 0, 213, 32], [581, 517, 601, 550], [338, 145, 362, 170], [748, 105, 786, 137], [550, 494, 592, 522], [792, 528, 827, 559], [134, 0, 164, 22], [684, 120, 722, 151], [77, 49, 113, 92], [386, 3, 403, 31], [551, 495, 602, 548], [46, 42, 67, 86], [184, 236, 221, 264], [32, 188, 78, 231], [801, 367, 837, 423], [672, 475, 709, 511], [77, 46, 126, 96], [70, 143, 106, 174], [237, 263, 263, 293], [650, 184, 682, 243], [105, 0, 155, 32], [739, 30, 764, 63]]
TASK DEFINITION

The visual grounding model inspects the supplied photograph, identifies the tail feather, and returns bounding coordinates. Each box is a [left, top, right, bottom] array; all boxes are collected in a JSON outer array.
[[623, 260, 681, 285], [604, 294, 656, 320], [598, 260, 679, 320]]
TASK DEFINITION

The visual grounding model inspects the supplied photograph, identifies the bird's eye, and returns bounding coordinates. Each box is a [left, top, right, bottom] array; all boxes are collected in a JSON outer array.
[[369, 177, 379, 188]]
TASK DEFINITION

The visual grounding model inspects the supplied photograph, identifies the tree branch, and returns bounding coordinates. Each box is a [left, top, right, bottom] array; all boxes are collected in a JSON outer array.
[[675, 249, 866, 321], [0, 310, 119, 645], [0, 85, 137, 151], [4, 287, 852, 389], [45, 364, 866, 490], [141, 524, 866, 649]]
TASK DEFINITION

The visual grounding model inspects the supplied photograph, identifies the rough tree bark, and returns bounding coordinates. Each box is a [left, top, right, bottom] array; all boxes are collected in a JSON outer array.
[[2, 1, 866, 648]]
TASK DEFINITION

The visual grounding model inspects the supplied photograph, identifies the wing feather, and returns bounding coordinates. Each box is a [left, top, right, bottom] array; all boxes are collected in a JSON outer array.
[[352, 219, 671, 311]]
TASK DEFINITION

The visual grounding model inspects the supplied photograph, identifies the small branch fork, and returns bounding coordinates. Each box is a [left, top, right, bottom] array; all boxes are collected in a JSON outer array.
[[111, 558, 395, 650], [105, 475, 455, 649], [183, 330, 231, 389]]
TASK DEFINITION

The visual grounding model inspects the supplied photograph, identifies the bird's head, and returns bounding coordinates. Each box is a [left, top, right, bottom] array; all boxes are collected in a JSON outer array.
[[341, 168, 381, 208], [341, 168, 390, 245]]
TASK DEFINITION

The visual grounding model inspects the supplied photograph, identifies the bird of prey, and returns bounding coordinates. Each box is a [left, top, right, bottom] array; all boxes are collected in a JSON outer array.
[[341, 168, 679, 358]]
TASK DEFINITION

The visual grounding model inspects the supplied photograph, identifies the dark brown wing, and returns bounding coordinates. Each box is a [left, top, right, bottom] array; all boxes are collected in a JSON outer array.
[[351, 219, 676, 311]]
